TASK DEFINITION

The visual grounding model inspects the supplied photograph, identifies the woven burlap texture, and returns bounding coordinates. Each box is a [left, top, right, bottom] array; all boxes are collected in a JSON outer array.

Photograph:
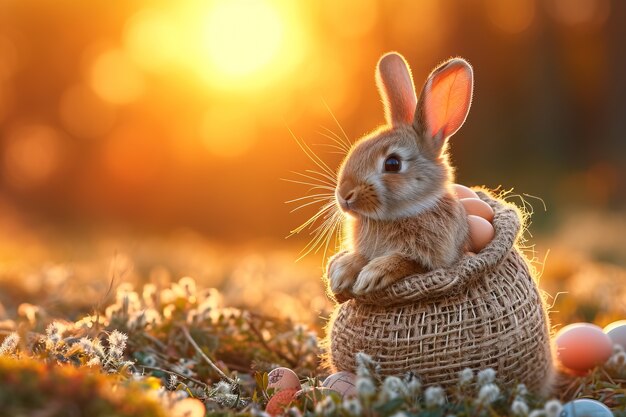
[[327, 191, 553, 392]]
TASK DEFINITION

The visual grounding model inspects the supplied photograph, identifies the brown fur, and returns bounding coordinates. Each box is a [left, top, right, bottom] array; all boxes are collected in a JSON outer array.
[[328, 53, 474, 297]]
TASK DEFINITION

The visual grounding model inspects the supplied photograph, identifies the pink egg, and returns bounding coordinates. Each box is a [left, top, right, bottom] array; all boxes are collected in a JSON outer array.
[[267, 367, 301, 392], [322, 371, 357, 398], [467, 215, 495, 253], [452, 184, 479, 200], [555, 323, 613, 374], [603, 320, 626, 349], [461, 198, 494, 222]]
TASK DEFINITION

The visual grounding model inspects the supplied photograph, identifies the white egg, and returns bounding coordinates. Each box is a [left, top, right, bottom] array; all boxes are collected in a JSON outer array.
[[603, 320, 626, 349]]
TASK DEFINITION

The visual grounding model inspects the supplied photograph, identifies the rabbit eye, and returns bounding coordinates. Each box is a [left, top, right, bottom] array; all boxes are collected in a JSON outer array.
[[384, 156, 401, 172]]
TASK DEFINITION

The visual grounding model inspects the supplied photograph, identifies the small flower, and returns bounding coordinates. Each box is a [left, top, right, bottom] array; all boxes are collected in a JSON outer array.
[[107, 330, 128, 358], [168, 374, 179, 389], [528, 409, 545, 417], [213, 381, 232, 394], [46, 322, 67, 345], [343, 398, 362, 416], [476, 368, 496, 386], [476, 383, 500, 405], [356, 376, 376, 398], [515, 384, 528, 397], [607, 351, 626, 370], [511, 398, 529, 416], [458, 368, 473, 385], [424, 386, 446, 407], [78, 337, 93, 354], [382, 376, 408, 399], [0, 332, 20, 356], [544, 399, 562, 417], [315, 396, 337, 416], [355, 352, 376, 377], [87, 357, 101, 367]]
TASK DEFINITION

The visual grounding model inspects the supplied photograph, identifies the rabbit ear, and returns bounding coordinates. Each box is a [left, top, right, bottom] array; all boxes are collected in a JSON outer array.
[[376, 52, 418, 126], [415, 58, 473, 152]]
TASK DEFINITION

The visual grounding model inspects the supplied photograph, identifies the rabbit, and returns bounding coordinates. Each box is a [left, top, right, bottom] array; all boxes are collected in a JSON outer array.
[[328, 52, 474, 299]]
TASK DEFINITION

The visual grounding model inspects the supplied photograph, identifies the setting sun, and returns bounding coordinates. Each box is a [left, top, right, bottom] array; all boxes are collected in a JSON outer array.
[[202, 0, 284, 79]]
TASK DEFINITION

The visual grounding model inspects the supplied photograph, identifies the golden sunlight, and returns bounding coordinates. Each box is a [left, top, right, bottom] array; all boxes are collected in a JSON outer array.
[[202, 0, 284, 80]]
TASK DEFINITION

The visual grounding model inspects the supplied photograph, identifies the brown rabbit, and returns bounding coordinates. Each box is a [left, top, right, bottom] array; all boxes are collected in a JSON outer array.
[[328, 52, 473, 299]]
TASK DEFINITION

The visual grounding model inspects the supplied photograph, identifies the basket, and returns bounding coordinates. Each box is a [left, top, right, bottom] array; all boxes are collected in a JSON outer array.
[[326, 191, 554, 393]]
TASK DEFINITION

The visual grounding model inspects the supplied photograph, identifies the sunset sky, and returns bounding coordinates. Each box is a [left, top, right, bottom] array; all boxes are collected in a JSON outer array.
[[0, 0, 624, 246]]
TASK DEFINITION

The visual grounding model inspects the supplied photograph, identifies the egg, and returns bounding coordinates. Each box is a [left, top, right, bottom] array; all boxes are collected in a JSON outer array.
[[267, 367, 301, 392], [555, 323, 613, 374], [561, 399, 612, 417], [467, 215, 495, 253], [322, 371, 357, 398], [452, 184, 479, 200], [460, 198, 494, 222], [266, 388, 298, 416], [603, 320, 626, 349]]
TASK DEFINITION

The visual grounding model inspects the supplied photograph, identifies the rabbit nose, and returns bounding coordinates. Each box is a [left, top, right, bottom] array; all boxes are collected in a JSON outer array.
[[338, 179, 357, 203]]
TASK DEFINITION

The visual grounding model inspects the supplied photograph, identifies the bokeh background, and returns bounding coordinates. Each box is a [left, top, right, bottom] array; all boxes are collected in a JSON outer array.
[[0, 0, 624, 329]]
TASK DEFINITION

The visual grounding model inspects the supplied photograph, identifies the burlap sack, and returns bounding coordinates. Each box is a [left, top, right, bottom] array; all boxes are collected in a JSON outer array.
[[326, 191, 554, 392]]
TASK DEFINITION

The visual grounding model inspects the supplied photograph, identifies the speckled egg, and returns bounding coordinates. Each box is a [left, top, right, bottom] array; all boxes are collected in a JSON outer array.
[[467, 214, 495, 253], [555, 323, 613, 373], [267, 367, 301, 392], [322, 371, 357, 398], [453, 184, 479, 200], [604, 320, 626, 349], [461, 198, 494, 222], [266, 388, 298, 416], [561, 399, 612, 417]]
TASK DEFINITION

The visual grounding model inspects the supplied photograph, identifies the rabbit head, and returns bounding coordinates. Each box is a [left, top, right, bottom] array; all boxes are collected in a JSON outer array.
[[336, 53, 474, 221]]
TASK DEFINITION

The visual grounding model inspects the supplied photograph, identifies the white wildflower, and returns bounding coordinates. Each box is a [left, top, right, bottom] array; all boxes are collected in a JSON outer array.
[[544, 399, 562, 417], [213, 380, 232, 394], [314, 395, 336, 416], [168, 374, 179, 389], [0, 332, 20, 355], [476, 368, 496, 386], [107, 330, 128, 358], [528, 409, 545, 417], [424, 386, 446, 407], [607, 351, 626, 370], [476, 383, 500, 405], [382, 376, 408, 399], [86, 356, 101, 367], [46, 322, 67, 345], [511, 398, 529, 416], [356, 376, 376, 398], [406, 375, 421, 396], [355, 352, 376, 377], [78, 337, 93, 354], [343, 398, 362, 416], [515, 384, 529, 397], [458, 368, 473, 385]]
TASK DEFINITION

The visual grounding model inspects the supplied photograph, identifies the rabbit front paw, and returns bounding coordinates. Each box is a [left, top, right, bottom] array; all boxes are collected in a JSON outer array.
[[353, 254, 421, 295], [327, 251, 367, 297]]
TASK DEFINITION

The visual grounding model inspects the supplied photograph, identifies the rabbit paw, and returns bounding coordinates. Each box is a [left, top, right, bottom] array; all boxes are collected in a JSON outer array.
[[327, 251, 367, 297], [353, 254, 418, 295]]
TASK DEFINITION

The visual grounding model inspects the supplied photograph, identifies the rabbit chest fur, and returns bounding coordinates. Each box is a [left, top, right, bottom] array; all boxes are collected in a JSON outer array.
[[350, 192, 469, 270]]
